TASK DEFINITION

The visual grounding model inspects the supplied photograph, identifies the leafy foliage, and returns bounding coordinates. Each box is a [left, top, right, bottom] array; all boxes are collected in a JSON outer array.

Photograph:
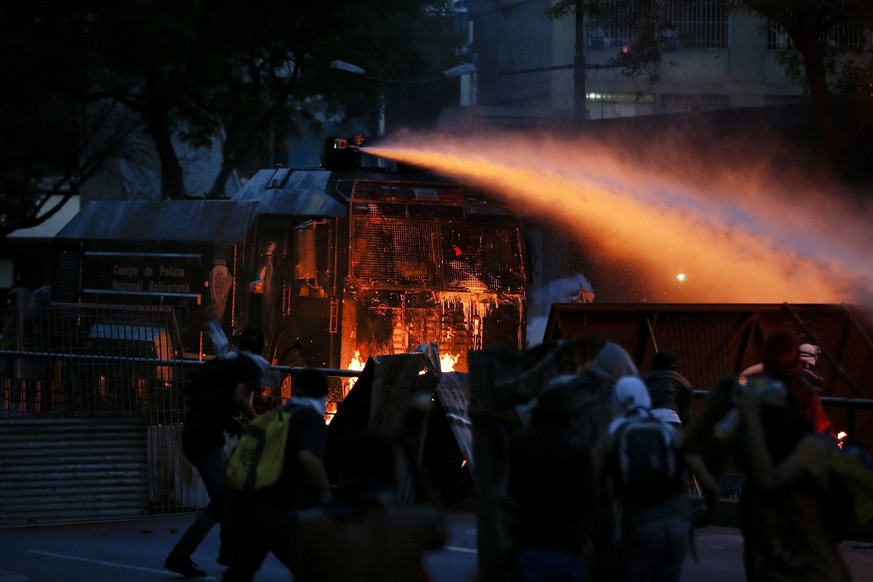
[[0, 3, 137, 237], [0, 0, 466, 232]]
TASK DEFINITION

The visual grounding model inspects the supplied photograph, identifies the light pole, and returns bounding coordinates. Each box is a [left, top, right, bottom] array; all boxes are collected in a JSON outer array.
[[329, 60, 477, 83]]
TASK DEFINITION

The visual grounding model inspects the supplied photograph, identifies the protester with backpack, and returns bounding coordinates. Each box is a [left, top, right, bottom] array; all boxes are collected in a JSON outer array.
[[164, 326, 268, 578], [222, 367, 331, 582], [600, 376, 691, 582]]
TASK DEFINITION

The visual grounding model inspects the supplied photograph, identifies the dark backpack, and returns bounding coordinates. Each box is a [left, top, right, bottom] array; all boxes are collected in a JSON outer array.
[[609, 408, 685, 506], [183, 356, 237, 419]]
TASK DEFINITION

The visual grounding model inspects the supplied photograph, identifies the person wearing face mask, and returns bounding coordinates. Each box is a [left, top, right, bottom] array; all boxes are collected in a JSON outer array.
[[222, 368, 331, 582]]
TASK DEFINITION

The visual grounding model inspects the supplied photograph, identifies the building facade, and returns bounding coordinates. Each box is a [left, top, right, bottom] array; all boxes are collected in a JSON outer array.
[[458, 0, 824, 126]]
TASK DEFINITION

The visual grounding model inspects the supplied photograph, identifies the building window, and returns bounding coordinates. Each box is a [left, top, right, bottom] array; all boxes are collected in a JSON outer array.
[[586, 92, 655, 120], [658, 94, 729, 114], [767, 18, 868, 52], [660, 1, 729, 49], [587, 1, 728, 51], [766, 22, 793, 51]]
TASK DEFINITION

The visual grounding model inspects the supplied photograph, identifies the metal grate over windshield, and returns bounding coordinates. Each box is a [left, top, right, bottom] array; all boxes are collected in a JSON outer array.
[[349, 180, 527, 292]]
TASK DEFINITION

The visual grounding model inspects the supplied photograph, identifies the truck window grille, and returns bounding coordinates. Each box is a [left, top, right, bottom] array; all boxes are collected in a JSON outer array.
[[351, 218, 440, 289], [351, 217, 526, 292]]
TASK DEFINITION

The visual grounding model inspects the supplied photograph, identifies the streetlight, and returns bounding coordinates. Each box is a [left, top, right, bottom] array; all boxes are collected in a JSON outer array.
[[329, 60, 367, 76], [329, 60, 478, 135], [329, 60, 477, 83]]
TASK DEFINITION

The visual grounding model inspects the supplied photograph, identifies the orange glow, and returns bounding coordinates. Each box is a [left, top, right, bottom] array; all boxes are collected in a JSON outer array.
[[347, 349, 366, 390], [440, 353, 460, 372], [367, 132, 873, 306]]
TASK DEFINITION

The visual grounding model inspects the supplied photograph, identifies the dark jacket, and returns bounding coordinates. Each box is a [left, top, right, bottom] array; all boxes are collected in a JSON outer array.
[[640, 369, 693, 426]]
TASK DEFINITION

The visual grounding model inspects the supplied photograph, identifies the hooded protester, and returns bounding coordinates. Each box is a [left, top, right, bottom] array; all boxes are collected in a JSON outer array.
[[602, 376, 691, 582], [608, 374, 652, 432], [468, 341, 639, 582], [734, 386, 852, 581], [539, 344, 639, 582], [760, 331, 832, 436], [684, 331, 840, 581], [799, 343, 824, 391], [513, 342, 639, 448]]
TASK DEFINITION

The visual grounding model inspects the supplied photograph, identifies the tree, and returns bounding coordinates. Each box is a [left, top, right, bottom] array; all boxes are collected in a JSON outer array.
[[0, 0, 466, 211], [79, 0, 466, 199], [0, 3, 137, 237], [737, 1, 873, 162]]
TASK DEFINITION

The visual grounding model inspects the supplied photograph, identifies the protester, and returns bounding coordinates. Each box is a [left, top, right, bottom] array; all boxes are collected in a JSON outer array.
[[599, 376, 691, 582], [684, 331, 837, 580], [736, 384, 852, 581], [222, 367, 331, 582], [799, 342, 824, 391], [505, 388, 596, 582], [641, 352, 693, 430], [760, 331, 832, 435], [642, 352, 720, 522], [468, 341, 638, 582], [164, 326, 266, 578], [294, 425, 446, 580], [471, 342, 638, 445], [738, 332, 832, 435]]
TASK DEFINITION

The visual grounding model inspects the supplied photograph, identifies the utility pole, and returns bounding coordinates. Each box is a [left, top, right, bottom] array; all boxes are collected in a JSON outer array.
[[574, 0, 587, 125]]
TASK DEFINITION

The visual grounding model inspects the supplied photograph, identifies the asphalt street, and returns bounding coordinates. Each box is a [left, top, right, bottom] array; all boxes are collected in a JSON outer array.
[[1, 511, 873, 581]]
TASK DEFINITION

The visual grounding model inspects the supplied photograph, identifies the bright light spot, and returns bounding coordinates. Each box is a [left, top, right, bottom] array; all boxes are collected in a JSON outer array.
[[440, 353, 460, 372], [676, 273, 686, 282], [347, 350, 366, 389]]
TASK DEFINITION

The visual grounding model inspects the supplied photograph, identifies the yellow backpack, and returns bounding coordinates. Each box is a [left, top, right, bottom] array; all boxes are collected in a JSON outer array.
[[225, 406, 294, 492]]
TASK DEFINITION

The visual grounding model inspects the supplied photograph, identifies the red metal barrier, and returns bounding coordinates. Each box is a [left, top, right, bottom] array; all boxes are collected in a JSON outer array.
[[543, 302, 873, 446]]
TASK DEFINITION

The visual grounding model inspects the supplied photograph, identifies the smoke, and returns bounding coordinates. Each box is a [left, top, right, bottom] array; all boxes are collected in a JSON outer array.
[[526, 273, 594, 346], [366, 129, 873, 307]]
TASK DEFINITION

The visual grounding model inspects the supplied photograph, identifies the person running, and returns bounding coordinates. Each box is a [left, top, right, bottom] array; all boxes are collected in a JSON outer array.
[[164, 327, 267, 578]]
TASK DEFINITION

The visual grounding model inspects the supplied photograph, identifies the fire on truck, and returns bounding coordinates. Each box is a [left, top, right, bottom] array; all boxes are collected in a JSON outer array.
[[53, 135, 529, 405]]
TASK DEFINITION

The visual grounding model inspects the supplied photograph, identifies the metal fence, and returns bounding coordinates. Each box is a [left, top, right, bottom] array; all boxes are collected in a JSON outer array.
[[0, 302, 187, 419], [587, 0, 729, 51], [0, 302, 366, 526], [0, 303, 194, 524]]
